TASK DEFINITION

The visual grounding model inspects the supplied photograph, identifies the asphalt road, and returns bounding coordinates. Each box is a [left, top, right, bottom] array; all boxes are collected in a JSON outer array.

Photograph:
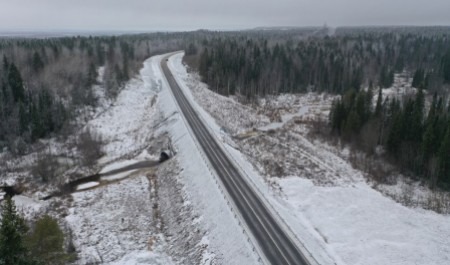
[[161, 54, 311, 265]]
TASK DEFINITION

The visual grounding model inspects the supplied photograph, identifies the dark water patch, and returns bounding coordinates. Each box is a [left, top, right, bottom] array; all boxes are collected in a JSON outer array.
[[0, 185, 22, 199]]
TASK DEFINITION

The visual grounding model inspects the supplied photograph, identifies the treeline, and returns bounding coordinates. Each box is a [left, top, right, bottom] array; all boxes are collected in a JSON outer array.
[[0, 57, 67, 154], [0, 33, 186, 154], [330, 88, 450, 189], [193, 28, 450, 101]]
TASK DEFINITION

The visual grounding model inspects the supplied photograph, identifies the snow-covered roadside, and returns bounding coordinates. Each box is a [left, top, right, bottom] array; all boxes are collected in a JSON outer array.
[[65, 56, 177, 264], [167, 53, 338, 265], [155, 53, 261, 265], [169, 52, 450, 265]]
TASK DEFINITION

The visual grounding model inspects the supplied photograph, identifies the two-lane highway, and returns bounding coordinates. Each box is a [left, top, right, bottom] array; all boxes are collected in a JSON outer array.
[[161, 54, 311, 265]]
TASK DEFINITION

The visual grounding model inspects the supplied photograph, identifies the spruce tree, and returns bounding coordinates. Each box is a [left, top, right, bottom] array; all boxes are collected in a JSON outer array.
[[7, 63, 25, 102], [438, 125, 450, 186], [442, 51, 450, 83], [18, 102, 28, 136], [31, 52, 44, 73], [422, 122, 437, 165], [375, 87, 383, 117], [412, 68, 424, 88], [0, 198, 35, 265]]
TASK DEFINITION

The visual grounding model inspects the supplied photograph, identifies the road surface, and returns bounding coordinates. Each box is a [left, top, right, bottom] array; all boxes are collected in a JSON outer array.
[[161, 54, 311, 265]]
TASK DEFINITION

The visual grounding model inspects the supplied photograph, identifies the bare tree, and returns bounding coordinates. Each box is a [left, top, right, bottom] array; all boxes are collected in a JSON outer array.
[[31, 151, 60, 182], [77, 129, 104, 167]]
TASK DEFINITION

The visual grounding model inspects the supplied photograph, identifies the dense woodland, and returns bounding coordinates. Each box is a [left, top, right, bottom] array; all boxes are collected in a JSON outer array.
[[330, 88, 450, 189], [194, 27, 450, 100], [0, 33, 187, 155], [189, 27, 450, 190]]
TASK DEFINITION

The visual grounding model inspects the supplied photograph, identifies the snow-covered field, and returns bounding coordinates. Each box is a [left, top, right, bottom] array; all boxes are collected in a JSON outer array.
[[171, 52, 450, 265]]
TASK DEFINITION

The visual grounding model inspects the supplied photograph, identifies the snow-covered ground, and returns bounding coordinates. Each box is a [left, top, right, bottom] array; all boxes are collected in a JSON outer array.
[[4, 51, 449, 265], [67, 174, 174, 265], [64, 56, 177, 264], [171, 52, 450, 265], [64, 53, 261, 265]]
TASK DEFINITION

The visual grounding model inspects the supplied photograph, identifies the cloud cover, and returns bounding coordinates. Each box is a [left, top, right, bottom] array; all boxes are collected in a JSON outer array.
[[0, 0, 449, 31]]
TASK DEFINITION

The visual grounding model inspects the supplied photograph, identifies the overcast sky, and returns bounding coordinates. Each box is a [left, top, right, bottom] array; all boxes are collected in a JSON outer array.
[[1, 0, 449, 32]]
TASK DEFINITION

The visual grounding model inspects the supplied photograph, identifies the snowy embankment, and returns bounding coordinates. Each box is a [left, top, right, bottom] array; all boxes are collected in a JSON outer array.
[[158, 53, 261, 265], [66, 53, 260, 265], [66, 56, 175, 265], [169, 52, 450, 265]]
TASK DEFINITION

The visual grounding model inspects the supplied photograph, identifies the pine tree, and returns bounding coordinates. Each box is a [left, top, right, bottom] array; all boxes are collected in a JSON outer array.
[[375, 87, 383, 117], [96, 43, 105, 65], [86, 63, 97, 87], [18, 102, 28, 136], [7, 63, 25, 102], [412, 68, 424, 88], [438, 125, 450, 187], [31, 52, 44, 73], [411, 88, 425, 142], [343, 108, 361, 140], [2, 55, 9, 72], [422, 95, 440, 164], [386, 108, 403, 155], [0, 198, 35, 265], [330, 99, 346, 134], [442, 51, 450, 83], [422, 121, 437, 165]]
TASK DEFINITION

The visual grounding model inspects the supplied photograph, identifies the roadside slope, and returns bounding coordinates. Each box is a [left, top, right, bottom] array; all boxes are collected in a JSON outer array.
[[149, 54, 261, 265]]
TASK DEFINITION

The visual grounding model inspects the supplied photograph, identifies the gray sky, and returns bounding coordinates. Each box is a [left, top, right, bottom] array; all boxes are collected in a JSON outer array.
[[0, 0, 449, 31]]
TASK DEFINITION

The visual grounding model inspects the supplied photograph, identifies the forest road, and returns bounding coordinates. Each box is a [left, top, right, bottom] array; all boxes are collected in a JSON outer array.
[[161, 52, 313, 265]]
